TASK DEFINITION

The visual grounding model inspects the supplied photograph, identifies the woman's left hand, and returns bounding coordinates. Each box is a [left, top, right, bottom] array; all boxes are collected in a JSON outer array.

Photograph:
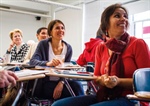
[[104, 75, 119, 88], [53, 81, 64, 99]]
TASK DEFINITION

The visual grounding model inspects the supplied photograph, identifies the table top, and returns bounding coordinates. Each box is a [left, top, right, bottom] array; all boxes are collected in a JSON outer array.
[[16, 68, 96, 81], [54, 65, 84, 70], [0, 63, 7, 66], [45, 69, 97, 80], [15, 69, 49, 81], [15, 69, 49, 77], [1, 64, 96, 81], [0, 63, 29, 66], [17, 74, 45, 81], [31, 65, 85, 70], [135, 91, 150, 99]]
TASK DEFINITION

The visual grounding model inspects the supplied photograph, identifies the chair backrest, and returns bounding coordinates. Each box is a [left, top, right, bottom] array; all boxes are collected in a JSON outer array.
[[84, 62, 94, 72], [133, 68, 150, 92]]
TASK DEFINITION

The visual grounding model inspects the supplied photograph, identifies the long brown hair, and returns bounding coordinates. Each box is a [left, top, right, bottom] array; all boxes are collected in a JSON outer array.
[[100, 3, 128, 35]]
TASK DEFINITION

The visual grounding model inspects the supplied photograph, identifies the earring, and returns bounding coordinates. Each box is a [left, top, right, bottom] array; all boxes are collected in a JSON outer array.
[[105, 31, 108, 36]]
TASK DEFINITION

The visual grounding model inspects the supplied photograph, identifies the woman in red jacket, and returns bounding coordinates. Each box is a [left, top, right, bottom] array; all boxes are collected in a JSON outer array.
[[76, 28, 103, 66]]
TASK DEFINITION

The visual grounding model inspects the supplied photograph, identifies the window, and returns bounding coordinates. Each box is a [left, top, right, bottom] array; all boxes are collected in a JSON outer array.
[[133, 10, 150, 48]]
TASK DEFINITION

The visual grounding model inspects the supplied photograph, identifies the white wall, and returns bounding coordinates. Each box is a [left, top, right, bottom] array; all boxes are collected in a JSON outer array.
[[84, 1, 103, 43], [55, 8, 83, 59], [124, 0, 150, 15]]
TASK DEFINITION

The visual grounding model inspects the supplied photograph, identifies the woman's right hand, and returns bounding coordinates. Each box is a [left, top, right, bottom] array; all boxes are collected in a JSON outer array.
[[46, 59, 62, 67], [95, 74, 119, 88], [95, 74, 108, 86], [8, 42, 15, 52]]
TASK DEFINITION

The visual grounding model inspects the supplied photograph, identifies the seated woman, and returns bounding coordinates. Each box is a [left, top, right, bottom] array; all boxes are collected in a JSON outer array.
[[30, 19, 84, 101], [0, 29, 29, 106], [4, 29, 29, 63], [52, 3, 150, 106]]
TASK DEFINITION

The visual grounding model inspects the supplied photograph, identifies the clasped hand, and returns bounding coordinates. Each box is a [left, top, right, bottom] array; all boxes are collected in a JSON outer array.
[[96, 74, 119, 88], [46, 58, 62, 67]]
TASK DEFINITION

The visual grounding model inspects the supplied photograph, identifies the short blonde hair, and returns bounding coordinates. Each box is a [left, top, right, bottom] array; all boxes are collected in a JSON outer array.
[[9, 29, 23, 40]]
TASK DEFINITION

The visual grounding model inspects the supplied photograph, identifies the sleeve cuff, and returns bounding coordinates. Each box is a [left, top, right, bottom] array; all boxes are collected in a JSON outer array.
[[6, 50, 11, 54], [59, 78, 65, 81]]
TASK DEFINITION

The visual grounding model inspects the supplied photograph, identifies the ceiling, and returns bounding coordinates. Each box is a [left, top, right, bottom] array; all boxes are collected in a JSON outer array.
[[0, 0, 87, 13], [0, 0, 141, 17]]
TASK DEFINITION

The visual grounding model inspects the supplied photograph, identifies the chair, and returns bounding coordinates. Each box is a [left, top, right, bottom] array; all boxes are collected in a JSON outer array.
[[84, 62, 98, 95], [71, 61, 98, 95], [127, 68, 150, 105]]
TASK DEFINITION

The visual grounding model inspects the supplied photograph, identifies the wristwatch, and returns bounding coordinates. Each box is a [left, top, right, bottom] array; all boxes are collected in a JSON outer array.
[[60, 81, 65, 84]]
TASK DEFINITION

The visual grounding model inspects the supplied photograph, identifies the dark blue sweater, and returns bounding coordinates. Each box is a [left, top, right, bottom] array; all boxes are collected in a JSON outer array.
[[30, 38, 72, 66]]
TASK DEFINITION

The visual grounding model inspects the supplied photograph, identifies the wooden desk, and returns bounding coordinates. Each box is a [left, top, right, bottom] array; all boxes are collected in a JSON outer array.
[[0, 63, 29, 66], [17, 74, 45, 81], [0, 63, 6, 66], [135, 91, 150, 100], [15, 69, 49, 81], [12, 70, 48, 106]]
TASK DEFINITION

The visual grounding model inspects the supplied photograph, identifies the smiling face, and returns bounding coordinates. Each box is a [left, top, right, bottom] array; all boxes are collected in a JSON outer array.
[[37, 29, 48, 41], [51, 22, 65, 40], [108, 8, 129, 38], [12, 32, 22, 45]]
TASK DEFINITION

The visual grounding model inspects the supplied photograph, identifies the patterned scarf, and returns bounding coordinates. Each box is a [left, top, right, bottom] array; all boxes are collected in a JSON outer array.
[[96, 32, 130, 102]]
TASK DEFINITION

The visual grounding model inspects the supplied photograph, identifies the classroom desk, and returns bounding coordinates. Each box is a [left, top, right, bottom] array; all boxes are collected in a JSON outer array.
[[0, 63, 29, 66], [46, 69, 96, 80], [127, 91, 150, 102], [15, 69, 49, 81], [12, 70, 47, 106], [0, 63, 6, 66], [11, 67, 96, 105], [45, 69, 97, 96], [17, 74, 45, 81]]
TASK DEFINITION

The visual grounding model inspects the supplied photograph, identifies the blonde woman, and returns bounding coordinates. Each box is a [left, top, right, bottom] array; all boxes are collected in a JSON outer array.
[[5, 29, 29, 63]]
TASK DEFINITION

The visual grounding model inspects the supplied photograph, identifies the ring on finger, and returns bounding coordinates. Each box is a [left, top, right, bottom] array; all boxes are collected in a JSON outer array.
[[111, 77, 117, 82]]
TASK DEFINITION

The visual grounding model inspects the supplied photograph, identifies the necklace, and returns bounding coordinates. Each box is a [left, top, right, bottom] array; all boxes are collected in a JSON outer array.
[[51, 42, 63, 55]]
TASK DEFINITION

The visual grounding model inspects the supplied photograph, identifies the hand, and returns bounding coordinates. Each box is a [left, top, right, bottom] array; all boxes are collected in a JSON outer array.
[[95, 74, 119, 88], [95, 74, 108, 86], [0, 70, 18, 88], [53, 81, 64, 99], [46, 59, 62, 67], [104, 75, 119, 88], [8, 42, 15, 52]]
